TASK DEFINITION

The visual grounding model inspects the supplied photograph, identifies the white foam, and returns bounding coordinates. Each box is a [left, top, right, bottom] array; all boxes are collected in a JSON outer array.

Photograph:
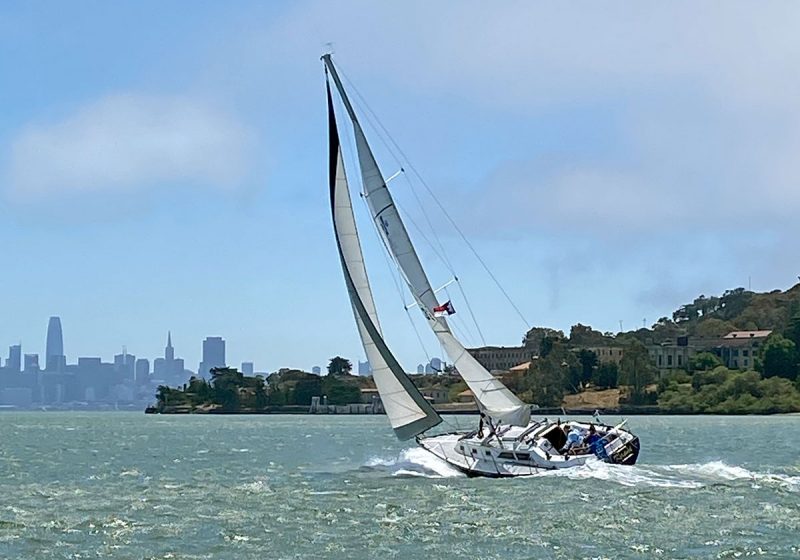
[[662, 461, 800, 491], [539, 459, 703, 488], [366, 450, 800, 490], [365, 447, 464, 478]]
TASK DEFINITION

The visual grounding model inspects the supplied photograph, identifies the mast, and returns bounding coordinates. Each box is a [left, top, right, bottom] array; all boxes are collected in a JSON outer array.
[[326, 66, 441, 440], [323, 55, 530, 427]]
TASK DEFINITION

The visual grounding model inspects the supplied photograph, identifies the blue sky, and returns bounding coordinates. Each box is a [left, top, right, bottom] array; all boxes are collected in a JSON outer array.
[[2, 1, 799, 373]]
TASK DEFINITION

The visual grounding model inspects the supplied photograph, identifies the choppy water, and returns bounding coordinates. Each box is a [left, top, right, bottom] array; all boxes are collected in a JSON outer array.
[[1, 413, 798, 559]]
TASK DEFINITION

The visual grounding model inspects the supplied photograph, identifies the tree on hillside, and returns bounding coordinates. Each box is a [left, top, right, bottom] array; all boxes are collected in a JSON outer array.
[[576, 349, 598, 386], [523, 327, 564, 352], [694, 318, 736, 339], [569, 324, 608, 347], [526, 356, 566, 407], [593, 362, 619, 389], [322, 375, 361, 405], [539, 332, 567, 358], [524, 337, 575, 406], [761, 334, 798, 380], [689, 352, 723, 372], [210, 367, 247, 412], [786, 313, 800, 375], [292, 377, 323, 406], [718, 288, 753, 322], [619, 341, 657, 404], [652, 317, 683, 342], [327, 356, 353, 376]]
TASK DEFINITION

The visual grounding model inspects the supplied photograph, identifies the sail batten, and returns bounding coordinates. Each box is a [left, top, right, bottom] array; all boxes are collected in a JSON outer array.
[[327, 71, 441, 440], [324, 55, 530, 427]]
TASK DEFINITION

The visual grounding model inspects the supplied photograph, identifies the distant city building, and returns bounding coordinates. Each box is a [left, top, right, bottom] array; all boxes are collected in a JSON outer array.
[[135, 358, 150, 383], [311, 366, 321, 375], [424, 357, 443, 374], [153, 332, 188, 385], [7, 344, 21, 373], [417, 364, 424, 374], [165, 332, 175, 363], [114, 349, 136, 381], [45, 316, 65, 372], [357, 360, 371, 376], [23, 354, 39, 373], [241, 362, 254, 375], [153, 357, 166, 377], [198, 336, 225, 379]]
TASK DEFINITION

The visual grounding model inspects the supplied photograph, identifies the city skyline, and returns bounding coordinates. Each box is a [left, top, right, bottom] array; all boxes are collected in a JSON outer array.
[[0, 316, 360, 375], [2, 3, 799, 372]]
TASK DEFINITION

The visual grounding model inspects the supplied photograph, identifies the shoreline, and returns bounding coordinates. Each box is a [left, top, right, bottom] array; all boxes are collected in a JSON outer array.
[[143, 404, 798, 416]]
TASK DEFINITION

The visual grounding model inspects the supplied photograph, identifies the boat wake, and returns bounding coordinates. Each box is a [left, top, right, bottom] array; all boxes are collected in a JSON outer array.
[[532, 459, 800, 490], [364, 449, 800, 490], [364, 448, 464, 478]]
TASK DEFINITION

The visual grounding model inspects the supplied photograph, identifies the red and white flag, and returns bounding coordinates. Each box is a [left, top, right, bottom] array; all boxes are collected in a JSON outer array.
[[432, 301, 456, 317]]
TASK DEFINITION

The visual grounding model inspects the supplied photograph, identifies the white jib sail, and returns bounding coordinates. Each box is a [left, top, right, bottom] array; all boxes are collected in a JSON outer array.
[[327, 77, 441, 440], [324, 56, 530, 427]]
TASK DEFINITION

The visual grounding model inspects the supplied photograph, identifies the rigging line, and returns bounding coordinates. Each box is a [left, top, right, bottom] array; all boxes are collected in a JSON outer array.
[[443, 285, 477, 346], [401, 171, 457, 273], [336, 62, 530, 330], [453, 278, 488, 346], [360, 192, 433, 364], [394, 199, 455, 279], [447, 313, 474, 352], [337, 65, 457, 274]]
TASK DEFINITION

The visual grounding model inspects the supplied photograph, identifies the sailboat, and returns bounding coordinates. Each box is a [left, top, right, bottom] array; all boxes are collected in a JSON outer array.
[[323, 54, 640, 477]]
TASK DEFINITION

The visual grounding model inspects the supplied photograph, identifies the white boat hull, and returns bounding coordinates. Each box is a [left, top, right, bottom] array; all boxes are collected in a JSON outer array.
[[418, 420, 640, 478]]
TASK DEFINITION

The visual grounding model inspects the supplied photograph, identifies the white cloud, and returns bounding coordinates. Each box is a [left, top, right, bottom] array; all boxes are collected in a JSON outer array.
[[254, 1, 800, 237], [6, 93, 253, 202]]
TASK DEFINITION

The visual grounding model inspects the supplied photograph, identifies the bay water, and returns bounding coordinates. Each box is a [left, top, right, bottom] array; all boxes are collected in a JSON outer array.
[[1, 413, 798, 559]]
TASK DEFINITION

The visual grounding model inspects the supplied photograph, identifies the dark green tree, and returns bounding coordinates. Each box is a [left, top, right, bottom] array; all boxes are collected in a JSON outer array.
[[321, 375, 361, 405], [526, 357, 566, 407], [525, 338, 576, 405], [689, 352, 723, 372], [761, 334, 798, 380], [593, 362, 619, 389], [293, 377, 323, 405], [327, 356, 353, 376], [523, 327, 565, 353], [575, 349, 598, 387], [619, 340, 657, 404], [210, 367, 245, 412], [569, 324, 607, 347]]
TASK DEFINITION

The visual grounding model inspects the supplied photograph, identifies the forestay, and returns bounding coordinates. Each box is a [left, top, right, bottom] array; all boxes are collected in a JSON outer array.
[[327, 77, 441, 440], [323, 55, 530, 427]]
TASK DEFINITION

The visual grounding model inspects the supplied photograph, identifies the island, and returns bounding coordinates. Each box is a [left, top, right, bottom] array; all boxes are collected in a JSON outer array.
[[148, 283, 800, 415]]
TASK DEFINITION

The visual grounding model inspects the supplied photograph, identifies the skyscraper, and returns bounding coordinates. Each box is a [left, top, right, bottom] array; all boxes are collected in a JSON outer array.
[[24, 354, 39, 373], [198, 337, 225, 379], [165, 331, 174, 363], [241, 362, 254, 376], [45, 317, 65, 372], [114, 349, 136, 380], [7, 345, 21, 373], [135, 358, 150, 383]]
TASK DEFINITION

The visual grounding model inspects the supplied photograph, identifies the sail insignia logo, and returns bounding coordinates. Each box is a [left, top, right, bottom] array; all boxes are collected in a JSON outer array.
[[379, 216, 390, 237]]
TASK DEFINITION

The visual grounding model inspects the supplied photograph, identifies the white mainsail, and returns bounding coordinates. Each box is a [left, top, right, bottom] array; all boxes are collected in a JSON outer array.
[[327, 77, 441, 440], [324, 55, 530, 427]]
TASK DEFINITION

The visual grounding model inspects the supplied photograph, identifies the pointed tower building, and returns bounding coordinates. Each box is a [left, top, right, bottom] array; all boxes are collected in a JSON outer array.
[[45, 316, 65, 372], [165, 331, 174, 363]]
